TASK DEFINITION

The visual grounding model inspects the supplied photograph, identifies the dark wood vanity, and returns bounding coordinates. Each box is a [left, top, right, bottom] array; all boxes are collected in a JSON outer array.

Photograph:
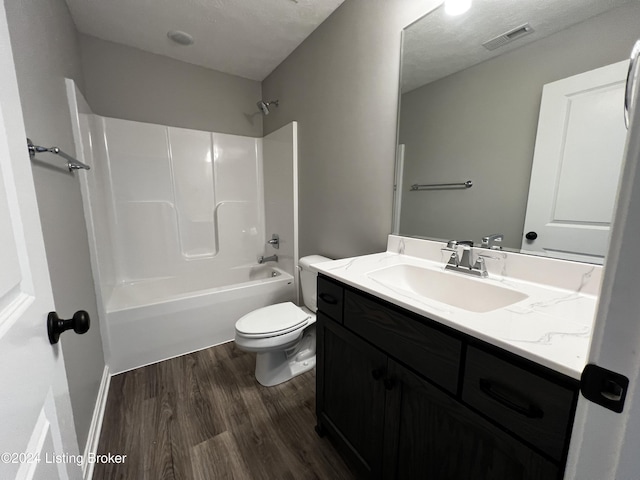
[[315, 274, 579, 480]]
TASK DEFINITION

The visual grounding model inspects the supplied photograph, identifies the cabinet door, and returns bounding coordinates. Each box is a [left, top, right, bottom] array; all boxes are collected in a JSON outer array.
[[383, 360, 560, 480], [317, 313, 387, 478]]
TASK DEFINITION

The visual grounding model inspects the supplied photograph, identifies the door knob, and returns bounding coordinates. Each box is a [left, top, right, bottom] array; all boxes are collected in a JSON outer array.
[[47, 310, 90, 345], [525, 231, 538, 240]]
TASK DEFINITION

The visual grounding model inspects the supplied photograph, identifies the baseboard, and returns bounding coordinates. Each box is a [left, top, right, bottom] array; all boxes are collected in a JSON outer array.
[[82, 365, 111, 480]]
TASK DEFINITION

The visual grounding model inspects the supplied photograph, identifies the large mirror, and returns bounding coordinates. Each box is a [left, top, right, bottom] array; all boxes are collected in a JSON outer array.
[[396, 0, 640, 264]]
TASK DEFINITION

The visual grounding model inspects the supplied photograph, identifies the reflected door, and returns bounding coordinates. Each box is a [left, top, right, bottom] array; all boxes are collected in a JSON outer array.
[[0, 3, 80, 478], [521, 60, 628, 264]]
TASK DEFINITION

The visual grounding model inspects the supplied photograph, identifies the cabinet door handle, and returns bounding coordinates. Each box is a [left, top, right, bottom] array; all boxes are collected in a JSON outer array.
[[479, 379, 543, 419], [318, 293, 338, 305], [371, 368, 385, 381]]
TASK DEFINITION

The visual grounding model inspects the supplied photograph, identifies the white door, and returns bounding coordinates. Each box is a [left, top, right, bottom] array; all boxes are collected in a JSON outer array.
[[521, 60, 628, 264], [566, 40, 640, 480], [0, 2, 81, 479]]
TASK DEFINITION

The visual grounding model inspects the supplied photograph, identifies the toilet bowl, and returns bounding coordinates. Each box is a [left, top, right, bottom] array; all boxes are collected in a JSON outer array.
[[234, 255, 332, 386]]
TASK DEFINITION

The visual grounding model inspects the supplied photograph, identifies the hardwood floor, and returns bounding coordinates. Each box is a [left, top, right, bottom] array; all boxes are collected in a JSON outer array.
[[93, 342, 356, 480]]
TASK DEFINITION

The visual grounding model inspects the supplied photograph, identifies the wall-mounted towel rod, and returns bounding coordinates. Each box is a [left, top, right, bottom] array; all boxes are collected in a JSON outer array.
[[410, 180, 472, 191], [27, 138, 90, 172]]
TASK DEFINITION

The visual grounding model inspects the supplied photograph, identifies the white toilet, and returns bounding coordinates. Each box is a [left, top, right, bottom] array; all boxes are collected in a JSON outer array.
[[234, 255, 332, 387]]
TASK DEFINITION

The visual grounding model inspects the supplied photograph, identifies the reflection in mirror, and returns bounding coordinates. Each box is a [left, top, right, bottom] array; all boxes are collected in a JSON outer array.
[[396, 0, 640, 264]]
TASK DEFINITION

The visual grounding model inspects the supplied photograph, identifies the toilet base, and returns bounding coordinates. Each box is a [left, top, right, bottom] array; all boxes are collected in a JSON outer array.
[[255, 326, 316, 387]]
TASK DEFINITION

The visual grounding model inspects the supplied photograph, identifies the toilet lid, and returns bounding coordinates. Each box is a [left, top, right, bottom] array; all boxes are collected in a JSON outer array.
[[236, 302, 310, 336]]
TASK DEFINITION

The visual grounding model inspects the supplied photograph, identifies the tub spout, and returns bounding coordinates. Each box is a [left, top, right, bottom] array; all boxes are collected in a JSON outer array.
[[258, 254, 278, 264]]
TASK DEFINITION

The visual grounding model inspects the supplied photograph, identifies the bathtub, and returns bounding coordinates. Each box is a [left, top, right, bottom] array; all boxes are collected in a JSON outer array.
[[106, 265, 295, 374]]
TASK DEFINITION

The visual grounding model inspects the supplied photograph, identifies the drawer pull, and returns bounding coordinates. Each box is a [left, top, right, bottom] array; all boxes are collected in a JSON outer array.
[[479, 379, 544, 419], [371, 368, 385, 381], [319, 293, 338, 305]]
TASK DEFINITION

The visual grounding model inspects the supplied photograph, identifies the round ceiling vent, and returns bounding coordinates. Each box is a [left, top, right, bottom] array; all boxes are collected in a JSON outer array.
[[167, 30, 194, 46]]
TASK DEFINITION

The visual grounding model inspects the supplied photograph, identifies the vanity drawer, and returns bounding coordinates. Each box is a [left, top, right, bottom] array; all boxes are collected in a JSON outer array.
[[462, 346, 576, 462], [343, 290, 461, 394], [317, 276, 344, 323]]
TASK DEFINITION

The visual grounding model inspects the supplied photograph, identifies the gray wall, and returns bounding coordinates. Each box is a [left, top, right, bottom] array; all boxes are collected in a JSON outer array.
[[399, 3, 640, 249], [79, 34, 263, 137], [262, 0, 436, 259], [4, 0, 105, 450]]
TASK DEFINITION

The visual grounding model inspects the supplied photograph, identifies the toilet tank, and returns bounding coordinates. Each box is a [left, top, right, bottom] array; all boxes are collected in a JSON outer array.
[[298, 255, 332, 312]]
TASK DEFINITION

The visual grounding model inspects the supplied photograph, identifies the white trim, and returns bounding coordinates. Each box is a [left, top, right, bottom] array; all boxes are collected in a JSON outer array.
[[392, 143, 405, 235], [82, 365, 111, 480], [64, 78, 113, 365], [291, 121, 300, 305]]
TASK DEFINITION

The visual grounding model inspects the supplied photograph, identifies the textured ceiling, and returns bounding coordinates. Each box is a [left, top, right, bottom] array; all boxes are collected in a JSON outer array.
[[402, 0, 635, 93], [65, 0, 344, 81]]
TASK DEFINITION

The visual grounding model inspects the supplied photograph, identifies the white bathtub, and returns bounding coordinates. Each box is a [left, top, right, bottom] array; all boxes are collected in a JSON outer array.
[[106, 265, 295, 374]]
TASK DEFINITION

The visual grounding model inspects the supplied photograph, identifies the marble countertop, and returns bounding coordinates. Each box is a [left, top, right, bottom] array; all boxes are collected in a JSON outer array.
[[312, 245, 599, 380]]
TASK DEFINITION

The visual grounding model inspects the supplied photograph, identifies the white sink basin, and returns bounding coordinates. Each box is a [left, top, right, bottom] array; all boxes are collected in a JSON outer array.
[[367, 264, 528, 313]]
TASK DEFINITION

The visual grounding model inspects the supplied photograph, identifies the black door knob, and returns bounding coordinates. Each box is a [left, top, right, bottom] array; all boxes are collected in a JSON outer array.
[[48, 310, 90, 345], [525, 231, 538, 240]]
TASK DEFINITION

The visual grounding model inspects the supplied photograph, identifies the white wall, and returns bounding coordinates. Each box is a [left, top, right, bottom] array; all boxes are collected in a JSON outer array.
[[76, 115, 265, 296]]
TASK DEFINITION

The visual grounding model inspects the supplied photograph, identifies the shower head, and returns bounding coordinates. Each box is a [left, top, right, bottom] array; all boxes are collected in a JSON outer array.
[[257, 101, 269, 115], [257, 100, 279, 115]]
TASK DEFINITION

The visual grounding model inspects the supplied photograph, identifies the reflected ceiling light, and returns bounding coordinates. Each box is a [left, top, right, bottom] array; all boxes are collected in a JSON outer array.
[[444, 0, 472, 16]]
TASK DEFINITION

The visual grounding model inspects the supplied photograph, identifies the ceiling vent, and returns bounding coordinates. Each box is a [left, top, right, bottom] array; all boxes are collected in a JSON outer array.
[[482, 23, 534, 51]]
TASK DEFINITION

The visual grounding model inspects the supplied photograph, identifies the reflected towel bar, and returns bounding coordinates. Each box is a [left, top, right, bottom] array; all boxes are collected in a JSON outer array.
[[27, 138, 90, 172], [410, 180, 472, 191]]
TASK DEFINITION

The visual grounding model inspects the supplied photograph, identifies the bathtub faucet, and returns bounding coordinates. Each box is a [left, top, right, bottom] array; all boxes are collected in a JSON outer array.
[[258, 254, 278, 264]]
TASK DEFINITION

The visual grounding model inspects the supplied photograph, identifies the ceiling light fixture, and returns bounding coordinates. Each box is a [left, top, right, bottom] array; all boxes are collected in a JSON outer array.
[[167, 30, 194, 46], [444, 0, 472, 16]]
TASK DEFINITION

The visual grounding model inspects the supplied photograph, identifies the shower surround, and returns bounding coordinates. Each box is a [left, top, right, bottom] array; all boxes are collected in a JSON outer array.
[[67, 81, 297, 373]]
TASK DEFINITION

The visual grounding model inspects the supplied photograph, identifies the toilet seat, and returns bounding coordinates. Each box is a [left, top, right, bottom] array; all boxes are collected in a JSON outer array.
[[235, 302, 311, 339]]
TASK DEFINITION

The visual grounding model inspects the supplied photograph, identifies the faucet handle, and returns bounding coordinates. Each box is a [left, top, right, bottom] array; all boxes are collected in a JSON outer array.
[[267, 233, 280, 249], [444, 251, 459, 267], [442, 242, 459, 264], [472, 256, 488, 277], [481, 234, 503, 250]]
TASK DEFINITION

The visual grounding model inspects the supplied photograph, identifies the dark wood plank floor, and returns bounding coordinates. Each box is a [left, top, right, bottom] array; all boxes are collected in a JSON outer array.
[[93, 342, 356, 480]]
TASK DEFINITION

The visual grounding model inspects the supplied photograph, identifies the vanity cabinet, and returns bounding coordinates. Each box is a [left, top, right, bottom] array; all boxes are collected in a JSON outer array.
[[316, 275, 578, 480], [317, 312, 387, 475]]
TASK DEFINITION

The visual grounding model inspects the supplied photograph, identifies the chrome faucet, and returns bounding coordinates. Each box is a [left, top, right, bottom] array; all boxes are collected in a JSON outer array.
[[267, 233, 280, 249], [258, 254, 278, 264], [442, 240, 487, 277], [441, 240, 460, 267], [481, 233, 504, 250], [442, 240, 472, 267]]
